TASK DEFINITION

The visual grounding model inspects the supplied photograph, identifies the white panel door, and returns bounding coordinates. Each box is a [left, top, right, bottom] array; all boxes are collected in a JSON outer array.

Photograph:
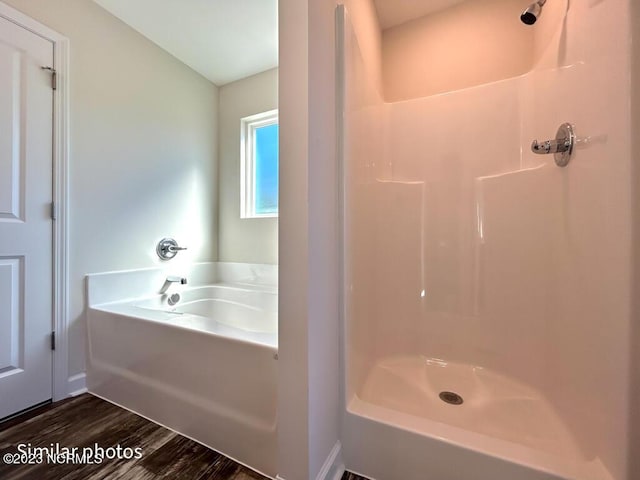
[[0, 15, 54, 419]]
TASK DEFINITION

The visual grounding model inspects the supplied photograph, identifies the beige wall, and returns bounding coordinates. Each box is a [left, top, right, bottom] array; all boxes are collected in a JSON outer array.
[[630, 0, 640, 478], [218, 68, 278, 265], [278, 0, 311, 477], [382, 0, 534, 102], [3, 0, 218, 386]]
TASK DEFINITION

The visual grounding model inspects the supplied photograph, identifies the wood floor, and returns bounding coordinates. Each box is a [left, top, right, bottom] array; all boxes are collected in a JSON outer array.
[[340, 473, 368, 480], [0, 394, 369, 480], [0, 394, 267, 480]]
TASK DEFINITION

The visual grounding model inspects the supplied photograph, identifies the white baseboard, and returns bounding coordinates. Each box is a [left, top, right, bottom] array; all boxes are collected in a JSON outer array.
[[276, 441, 345, 480], [67, 372, 87, 397], [316, 441, 345, 480]]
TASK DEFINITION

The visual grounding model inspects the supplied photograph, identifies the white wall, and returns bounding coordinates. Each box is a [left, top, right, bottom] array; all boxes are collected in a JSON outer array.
[[341, 0, 383, 97], [218, 68, 278, 265], [3, 0, 218, 389], [338, 0, 386, 409], [278, 0, 341, 478], [307, 0, 341, 476], [525, 2, 631, 477]]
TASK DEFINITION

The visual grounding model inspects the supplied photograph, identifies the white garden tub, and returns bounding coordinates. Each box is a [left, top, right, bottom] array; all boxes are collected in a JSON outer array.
[[86, 263, 277, 477]]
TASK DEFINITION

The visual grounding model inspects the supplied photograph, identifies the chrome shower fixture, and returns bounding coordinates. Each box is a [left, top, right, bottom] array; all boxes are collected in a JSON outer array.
[[156, 237, 188, 260], [530, 123, 576, 167], [521, 0, 547, 25]]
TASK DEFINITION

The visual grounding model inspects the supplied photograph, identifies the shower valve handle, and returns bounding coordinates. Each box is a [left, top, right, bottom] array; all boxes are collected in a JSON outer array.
[[531, 138, 570, 155], [156, 238, 187, 260], [530, 123, 576, 167]]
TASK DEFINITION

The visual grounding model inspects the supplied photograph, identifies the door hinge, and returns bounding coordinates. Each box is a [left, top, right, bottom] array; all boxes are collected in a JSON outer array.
[[50, 201, 56, 221], [41, 66, 57, 90], [51, 331, 56, 351]]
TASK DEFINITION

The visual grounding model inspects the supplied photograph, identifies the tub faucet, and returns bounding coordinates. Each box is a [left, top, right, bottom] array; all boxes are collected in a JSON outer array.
[[159, 276, 187, 294]]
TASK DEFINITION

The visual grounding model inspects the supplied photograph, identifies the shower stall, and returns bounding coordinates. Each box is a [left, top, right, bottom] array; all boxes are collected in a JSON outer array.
[[338, 1, 632, 479]]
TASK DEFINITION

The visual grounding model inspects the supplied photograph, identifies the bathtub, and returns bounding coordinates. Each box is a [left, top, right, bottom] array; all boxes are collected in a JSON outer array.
[[86, 263, 277, 477], [135, 284, 277, 339]]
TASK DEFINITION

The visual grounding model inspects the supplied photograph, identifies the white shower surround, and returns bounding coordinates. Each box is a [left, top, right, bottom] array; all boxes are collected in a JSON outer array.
[[340, 0, 632, 479], [86, 262, 278, 477]]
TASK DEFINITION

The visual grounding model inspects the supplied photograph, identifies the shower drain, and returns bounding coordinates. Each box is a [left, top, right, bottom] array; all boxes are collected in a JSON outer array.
[[439, 391, 464, 405]]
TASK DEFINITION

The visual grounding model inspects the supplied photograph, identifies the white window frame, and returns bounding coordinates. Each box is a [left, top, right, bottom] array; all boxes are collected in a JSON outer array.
[[240, 109, 279, 219]]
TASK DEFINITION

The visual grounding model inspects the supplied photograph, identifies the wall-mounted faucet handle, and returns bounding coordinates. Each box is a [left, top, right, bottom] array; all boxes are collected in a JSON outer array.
[[156, 238, 187, 260], [531, 139, 548, 154], [530, 123, 576, 167], [531, 138, 570, 155]]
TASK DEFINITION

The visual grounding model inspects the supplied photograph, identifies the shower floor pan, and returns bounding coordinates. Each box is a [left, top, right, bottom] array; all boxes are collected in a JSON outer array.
[[349, 355, 612, 480]]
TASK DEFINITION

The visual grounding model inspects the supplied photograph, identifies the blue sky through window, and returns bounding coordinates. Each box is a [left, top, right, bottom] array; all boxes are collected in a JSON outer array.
[[255, 123, 279, 215]]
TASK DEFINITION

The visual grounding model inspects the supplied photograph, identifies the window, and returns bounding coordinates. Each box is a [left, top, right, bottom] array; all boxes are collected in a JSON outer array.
[[241, 110, 279, 218]]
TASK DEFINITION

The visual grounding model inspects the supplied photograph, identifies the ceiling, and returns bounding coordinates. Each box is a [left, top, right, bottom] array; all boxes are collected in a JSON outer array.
[[93, 0, 278, 86], [373, 0, 467, 30]]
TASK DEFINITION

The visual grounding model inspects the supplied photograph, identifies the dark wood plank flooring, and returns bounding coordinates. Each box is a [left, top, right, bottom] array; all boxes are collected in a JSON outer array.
[[340, 473, 368, 480], [0, 394, 267, 480]]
